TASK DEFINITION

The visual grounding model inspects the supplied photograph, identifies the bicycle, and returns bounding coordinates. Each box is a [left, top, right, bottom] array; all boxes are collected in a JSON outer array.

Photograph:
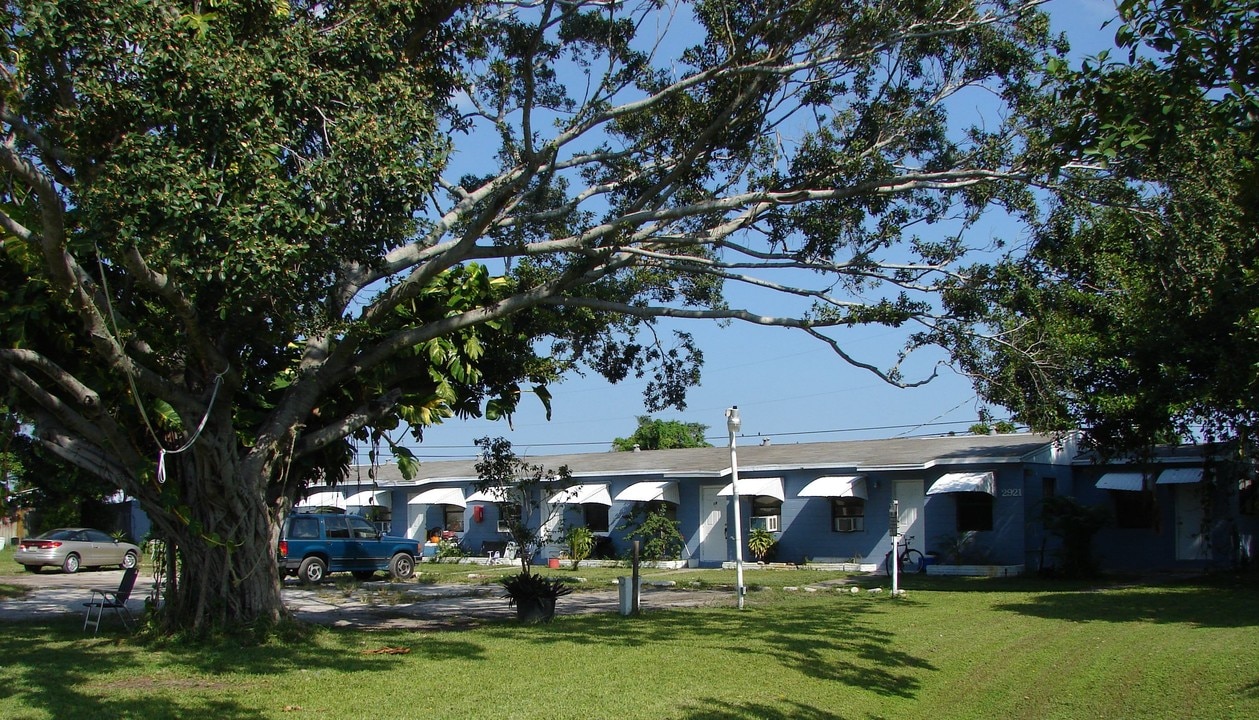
[[884, 535, 925, 575]]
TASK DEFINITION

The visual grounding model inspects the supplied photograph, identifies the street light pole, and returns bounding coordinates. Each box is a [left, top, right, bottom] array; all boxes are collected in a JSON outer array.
[[726, 406, 745, 610]]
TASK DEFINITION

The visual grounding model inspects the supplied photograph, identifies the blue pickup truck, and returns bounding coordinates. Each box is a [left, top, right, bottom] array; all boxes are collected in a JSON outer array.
[[278, 511, 420, 583]]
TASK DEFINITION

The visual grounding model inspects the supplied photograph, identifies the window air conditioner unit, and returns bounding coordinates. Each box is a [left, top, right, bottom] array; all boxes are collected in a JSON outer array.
[[497, 520, 512, 534], [751, 515, 780, 532], [834, 517, 863, 533]]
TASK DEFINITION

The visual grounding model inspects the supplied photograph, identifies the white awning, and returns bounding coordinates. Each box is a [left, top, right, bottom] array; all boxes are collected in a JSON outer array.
[[466, 486, 513, 503], [798, 475, 868, 499], [1096, 472, 1145, 491], [344, 490, 391, 508], [408, 487, 467, 508], [296, 491, 344, 508], [926, 471, 995, 496], [547, 483, 612, 506], [717, 477, 785, 501], [614, 481, 679, 504], [1157, 468, 1204, 484]]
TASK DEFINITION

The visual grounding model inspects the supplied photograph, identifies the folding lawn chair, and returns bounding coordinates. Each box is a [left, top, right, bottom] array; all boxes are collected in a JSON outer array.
[[83, 566, 139, 635]]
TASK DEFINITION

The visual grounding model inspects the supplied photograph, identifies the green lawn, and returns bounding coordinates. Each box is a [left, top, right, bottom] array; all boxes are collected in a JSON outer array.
[[2, 573, 1256, 720], [409, 560, 862, 590]]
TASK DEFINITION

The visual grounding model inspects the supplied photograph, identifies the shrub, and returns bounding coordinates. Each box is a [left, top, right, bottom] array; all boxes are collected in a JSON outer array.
[[747, 527, 777, 562], [1040, 496, 1110, 578], [619, 506, 685, 560], [436, 537, 465, 559], [563, 526, 595, 570]]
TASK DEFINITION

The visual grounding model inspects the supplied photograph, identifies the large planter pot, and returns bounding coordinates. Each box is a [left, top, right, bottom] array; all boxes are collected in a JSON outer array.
[[514, 596, 557, 623]]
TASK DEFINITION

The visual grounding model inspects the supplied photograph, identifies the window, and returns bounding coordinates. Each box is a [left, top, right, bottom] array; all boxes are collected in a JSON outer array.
[[751, 496, 782, 518], [444, 505, 465, 532], [583, 503, 610, 533], [1042, 476, 1056, 499], [347, 516, 378, 539], [643, 500, 678, 522], [955, 492, 993, 532], [288, 516, 319, 539], [497, 503, 521, 533], [831, 498, 865, 533], [1112, 490, 1154, 528], [324, 517, 351, 538]]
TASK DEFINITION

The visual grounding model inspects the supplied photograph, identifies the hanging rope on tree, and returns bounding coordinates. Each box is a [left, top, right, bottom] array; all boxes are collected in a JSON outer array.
[[93, 244, 228, 483]]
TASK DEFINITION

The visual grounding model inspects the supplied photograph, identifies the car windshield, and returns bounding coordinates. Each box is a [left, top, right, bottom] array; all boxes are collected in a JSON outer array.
[[39, 529, 78, 541]]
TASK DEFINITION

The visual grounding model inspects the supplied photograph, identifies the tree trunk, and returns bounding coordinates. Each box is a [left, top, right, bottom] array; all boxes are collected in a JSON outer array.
[[142, 432, 286, 634]]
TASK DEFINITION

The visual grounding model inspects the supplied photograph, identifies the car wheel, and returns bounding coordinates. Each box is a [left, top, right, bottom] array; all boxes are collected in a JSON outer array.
[[61, 553, 81, 574], [389, 553, 415, 580], [122, 551, 139, 570], [351, 570, 376, 581], [298, 557, 326, 584], [22, 564, 40, 573]]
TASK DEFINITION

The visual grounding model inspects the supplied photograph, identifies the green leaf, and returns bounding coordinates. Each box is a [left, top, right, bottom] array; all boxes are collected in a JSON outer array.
[[396, 454, 419, 481], [533, 384, 553, 421]]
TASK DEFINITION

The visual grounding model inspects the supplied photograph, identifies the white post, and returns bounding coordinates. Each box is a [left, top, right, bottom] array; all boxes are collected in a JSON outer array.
[[726, 406, 745, 610], [890, 499, 900, 596]]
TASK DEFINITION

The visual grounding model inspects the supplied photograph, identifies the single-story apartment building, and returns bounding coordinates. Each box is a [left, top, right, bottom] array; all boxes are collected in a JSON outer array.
[[306, 432, 1121, 572], [104, 431, 1256, 575]]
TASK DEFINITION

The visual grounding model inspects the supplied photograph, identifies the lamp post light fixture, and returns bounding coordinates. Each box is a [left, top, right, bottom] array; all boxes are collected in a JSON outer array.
[[725, 406, 746, 610]]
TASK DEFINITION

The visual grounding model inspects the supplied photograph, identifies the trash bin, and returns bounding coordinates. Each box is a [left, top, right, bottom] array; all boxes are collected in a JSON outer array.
[[616, 576, 641, 616]]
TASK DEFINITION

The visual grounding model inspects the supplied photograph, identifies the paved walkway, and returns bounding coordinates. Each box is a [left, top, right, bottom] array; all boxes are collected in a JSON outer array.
[[0, 571, 729, 630]]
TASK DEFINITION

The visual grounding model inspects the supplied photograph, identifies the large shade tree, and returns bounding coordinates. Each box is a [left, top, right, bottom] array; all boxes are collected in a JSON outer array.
[[942, 0, 1259, 456], [1, 0, 1058, 633]]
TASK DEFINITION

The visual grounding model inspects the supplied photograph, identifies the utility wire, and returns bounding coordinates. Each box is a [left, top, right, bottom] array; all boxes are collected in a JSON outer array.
[[349, 417, 1013, 462]]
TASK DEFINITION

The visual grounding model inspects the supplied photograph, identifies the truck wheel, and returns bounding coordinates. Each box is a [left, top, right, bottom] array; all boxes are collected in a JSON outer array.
[[389, 553, 415, 580], [298, 557, 326, 584]]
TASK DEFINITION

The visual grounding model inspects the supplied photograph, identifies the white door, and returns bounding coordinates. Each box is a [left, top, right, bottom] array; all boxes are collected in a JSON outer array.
[[894, 479, 925, 549], [699, 486, 726, 564], [1174, 485, 1208, 560], [406, 504, 428, 539]]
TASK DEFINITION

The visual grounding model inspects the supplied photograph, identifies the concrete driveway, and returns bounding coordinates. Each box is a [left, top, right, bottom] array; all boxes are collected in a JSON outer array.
[[0, 568, 728, 630]]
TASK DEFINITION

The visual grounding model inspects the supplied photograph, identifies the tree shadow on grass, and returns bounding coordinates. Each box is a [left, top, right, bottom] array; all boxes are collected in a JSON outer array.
[[492, 596, 934, 699], [676, 697, 852, 720], [991, 584, 1259, 628], [0, 615, 485, 720]]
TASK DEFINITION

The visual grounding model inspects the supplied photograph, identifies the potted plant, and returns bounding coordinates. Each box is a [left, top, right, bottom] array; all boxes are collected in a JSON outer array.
[[747, 527, 777, 563], [474, 437, 581, 621], [500, 570, 573, 623]]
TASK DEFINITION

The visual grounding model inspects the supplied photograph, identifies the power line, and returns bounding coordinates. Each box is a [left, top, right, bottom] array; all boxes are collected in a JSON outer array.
[[349, 417, 1009, 462]]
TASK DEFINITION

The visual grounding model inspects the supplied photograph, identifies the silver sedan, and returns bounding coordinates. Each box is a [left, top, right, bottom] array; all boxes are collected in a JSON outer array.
[[15, 528, 141, 574]]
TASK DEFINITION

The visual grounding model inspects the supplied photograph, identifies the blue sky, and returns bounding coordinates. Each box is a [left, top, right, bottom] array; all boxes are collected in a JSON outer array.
[[384, 0, 1122, 463]]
